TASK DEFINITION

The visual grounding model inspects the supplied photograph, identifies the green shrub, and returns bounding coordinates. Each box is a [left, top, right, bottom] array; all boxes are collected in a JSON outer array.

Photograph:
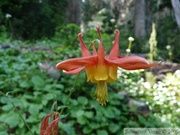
[[0, 0, 67, 39], [54, 24, 80, 48]]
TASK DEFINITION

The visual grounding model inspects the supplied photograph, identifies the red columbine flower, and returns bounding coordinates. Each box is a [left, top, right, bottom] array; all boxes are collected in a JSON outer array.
[[56, 27, 157, 105], [40, 112, 59, 135]]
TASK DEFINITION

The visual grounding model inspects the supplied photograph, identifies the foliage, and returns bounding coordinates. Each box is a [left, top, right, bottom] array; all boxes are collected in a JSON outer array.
[[0, 0, 67, 39], [156, 15, 180, 62], [0, 42, 57, 134], [0, 33, 179, 134], [54, 24, 80, 48], [0, 2, 179, 134], [0, 0, 179, 62]]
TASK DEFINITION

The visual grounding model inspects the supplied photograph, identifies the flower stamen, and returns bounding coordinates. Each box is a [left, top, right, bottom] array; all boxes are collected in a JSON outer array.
[[94, 81, 108, 105]]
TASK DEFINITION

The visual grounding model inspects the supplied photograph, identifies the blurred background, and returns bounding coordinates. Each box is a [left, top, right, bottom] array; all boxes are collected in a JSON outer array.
[[0, 0, 180, 135]]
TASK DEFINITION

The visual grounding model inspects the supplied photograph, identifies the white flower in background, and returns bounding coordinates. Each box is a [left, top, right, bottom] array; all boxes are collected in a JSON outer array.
[[110, 19, 115, 23], [128, 37, 134, 41], [5, 13, 12, 18], [166, 45, 171, 50], [126, 49, 131, 53]]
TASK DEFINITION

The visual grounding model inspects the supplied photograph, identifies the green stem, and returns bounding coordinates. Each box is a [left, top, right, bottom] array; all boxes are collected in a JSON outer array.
[[0, 91, 34, 135], [60, 73, 81, 115], [126, 41, 132, 56], [50, 101, 57, 113]]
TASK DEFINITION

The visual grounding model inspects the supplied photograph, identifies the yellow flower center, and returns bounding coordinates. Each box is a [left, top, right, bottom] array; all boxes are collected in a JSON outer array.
[[85, 63, 118, 105], [86, 64, 118, 83]]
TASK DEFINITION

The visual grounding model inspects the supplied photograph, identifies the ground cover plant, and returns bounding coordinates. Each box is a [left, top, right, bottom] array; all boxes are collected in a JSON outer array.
[[0, 25, 180, 135]]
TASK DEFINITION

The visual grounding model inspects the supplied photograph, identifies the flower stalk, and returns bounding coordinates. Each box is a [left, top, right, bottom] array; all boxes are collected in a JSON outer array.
[[149, 23, 157, 62], [126, 37, 134, 56], [60, 72, 81, 115]]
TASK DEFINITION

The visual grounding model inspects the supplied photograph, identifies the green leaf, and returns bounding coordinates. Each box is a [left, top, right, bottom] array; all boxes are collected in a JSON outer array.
[[89, 122, 100, 129], [2, 104, 13, 111], [28, 104, 42, 115], [58, 105, 68, 110], [60, 121, 76, 135], [11, 98, 22, 106], [109, 123, 120, 133], [97, 130, 108, 135], [0, 96, 9, 104], [20, 80, 31, 88], [38, 112, 47, 119], [138, 114, 147, 124], [26, 115, 38, 123], [42, 99, 48, 106], [77, 96, 88, 105], [31, 76, 45, 88], [103, 107, 114, 118], [83, 126, 92, 134], [76, 110, 84, 117], [112, 107, 121, 116], [127, 120, 139, 127], [0, 131, 8, 135], [54, 84, 64, 89], [23, 95, 33, 100], [44, 84, 53, 91], [44, 93, 54, 100], [4, 113, 20, 128], [60, 114, 69, 119], [0, 123, 7, 131], [77, 116, 87, 125], [84, 111, 94, 118]]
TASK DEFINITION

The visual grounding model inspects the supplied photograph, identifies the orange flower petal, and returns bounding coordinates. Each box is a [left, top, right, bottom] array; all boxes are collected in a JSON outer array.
[[109, 29, 120, 59], [66, 67, 85, 74], [44, 117, 59, 135], [91, 41, 97, 55], [56, 56, 97, 71], [107, 56, 157, 70], [96, 27, 105, 62], [78, 33, 91, 57], [120, 62, 158, 70], [40, 114, 51, 135]]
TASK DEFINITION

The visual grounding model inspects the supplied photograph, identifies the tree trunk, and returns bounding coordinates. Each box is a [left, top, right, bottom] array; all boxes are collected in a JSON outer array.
[[171, 0, 180, 29], [134, 0, 146, 37], [66, 0, 81, 26]]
